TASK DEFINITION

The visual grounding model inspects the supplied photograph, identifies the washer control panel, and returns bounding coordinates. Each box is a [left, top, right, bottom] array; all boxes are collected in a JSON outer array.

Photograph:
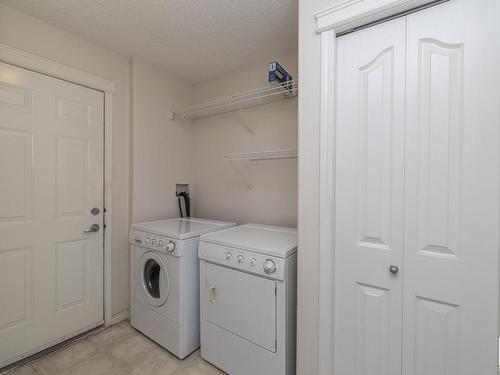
[[199, 242, 285, 280], [129, 230, 178, 256]]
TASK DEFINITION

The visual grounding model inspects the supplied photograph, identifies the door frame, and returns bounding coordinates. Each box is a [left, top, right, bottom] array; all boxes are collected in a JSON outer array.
[[0, 43, 116, 327], [314, 1, 447, 373]]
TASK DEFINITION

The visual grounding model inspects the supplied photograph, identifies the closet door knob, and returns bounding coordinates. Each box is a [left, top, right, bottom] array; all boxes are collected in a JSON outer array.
[[389, 265, 399, 274]]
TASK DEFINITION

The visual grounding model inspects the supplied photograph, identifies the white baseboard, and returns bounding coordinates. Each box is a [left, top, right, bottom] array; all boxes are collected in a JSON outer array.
[[110, 310, 129, 326]]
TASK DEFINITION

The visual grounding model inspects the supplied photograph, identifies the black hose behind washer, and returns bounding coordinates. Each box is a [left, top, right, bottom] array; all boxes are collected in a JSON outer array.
[[177, 192, 190, 218]]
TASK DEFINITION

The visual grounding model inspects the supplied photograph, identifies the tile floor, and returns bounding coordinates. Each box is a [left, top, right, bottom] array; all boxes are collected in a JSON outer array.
[[4, 321, 224, 375]]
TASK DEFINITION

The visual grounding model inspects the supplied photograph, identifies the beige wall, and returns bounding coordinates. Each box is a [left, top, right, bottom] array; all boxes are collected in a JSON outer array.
[[297, 0, 332, 373], [0, 3, 131, 317], [130, 58, 194, 223], [192, 54, 298, 227]]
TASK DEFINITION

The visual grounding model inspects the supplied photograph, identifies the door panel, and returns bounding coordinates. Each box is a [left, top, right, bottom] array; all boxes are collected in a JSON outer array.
[[403, 1, 500, 374], [0, 62, 104, 367], [205, 263, 276, 352], [0, 129, 32, 222], [334, 17, 406, 375]]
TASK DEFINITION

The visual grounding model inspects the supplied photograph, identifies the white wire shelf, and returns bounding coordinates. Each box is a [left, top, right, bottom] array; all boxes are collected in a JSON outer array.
[[172, 79, 298, 121], [224, 148, 298, 162]]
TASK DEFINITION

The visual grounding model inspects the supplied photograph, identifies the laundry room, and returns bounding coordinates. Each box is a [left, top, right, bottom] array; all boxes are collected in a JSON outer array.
[[1, 1, 500, 375]]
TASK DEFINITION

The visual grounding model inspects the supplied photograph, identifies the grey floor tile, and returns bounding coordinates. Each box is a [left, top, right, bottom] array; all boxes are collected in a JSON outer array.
[[107, 332, 160, 366], [5, 364, 39, 375], [87, 322, 136, 351], [59, 354, 128, 375], [32, 340, 97, 373], [6, 322, 221, 375]]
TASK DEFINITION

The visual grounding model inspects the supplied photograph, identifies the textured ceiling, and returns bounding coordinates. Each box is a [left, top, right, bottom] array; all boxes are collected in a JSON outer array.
[[2, 0, 298, 82]]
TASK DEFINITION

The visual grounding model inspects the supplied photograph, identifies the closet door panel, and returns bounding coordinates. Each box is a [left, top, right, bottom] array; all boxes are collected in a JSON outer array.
[[403, 1, 500, 374], [334, 17, 406, 375]]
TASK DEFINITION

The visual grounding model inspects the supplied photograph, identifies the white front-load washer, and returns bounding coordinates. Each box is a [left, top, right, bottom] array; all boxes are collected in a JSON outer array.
[[129, 217, 235, 359], [198, 224, 298, 375]]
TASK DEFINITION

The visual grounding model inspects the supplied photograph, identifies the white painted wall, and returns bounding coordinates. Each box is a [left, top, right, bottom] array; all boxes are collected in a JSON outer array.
[[130, 58, 194, 223], [0, 3, 131, 318], [297, 0, 332, 374], [191, 54, 298, 227]]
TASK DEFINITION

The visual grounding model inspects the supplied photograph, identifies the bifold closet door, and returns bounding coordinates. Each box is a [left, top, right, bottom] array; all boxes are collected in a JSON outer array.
[[333, 17, 406, 375], [402, 1, 500, 374]]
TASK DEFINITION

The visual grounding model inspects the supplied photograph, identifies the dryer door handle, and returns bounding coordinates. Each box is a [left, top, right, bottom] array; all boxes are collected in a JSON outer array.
[[209, 286, 217, 303]]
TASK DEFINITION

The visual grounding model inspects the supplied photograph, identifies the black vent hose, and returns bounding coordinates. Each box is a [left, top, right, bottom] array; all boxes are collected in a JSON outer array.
[[178, 196, 184, 218], [178, 192, 190, 218]]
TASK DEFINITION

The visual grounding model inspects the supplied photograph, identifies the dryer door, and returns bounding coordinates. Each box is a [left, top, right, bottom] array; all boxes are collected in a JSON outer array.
[[204, 262, 277, 352], [139, 251, 170, 307]]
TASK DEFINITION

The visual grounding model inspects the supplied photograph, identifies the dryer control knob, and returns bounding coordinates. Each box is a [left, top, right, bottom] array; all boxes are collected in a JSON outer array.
[[151, 239, 157, 246], [166, 241, 175, 252], [145, 237, 151, 244], [158, 240, 164, 248], [263, 259, 277, 275], [250, 258, 257, 266], [237, 255, 244, 264], [225, 252, 232, 260]]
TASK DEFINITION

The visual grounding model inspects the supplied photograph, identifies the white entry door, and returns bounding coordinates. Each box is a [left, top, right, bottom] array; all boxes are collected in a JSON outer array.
[[0, 62, 104, 367], [334, 17, 406, 375], [402, 1, 499, 374]]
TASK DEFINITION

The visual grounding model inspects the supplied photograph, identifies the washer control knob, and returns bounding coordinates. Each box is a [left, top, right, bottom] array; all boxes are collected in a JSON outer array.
[[237, 255, 244, 264], [158, 240, 164, 248], [225, 252, 232, 260], [263, 259, 277, 275], [250, 258, 257, 266], [145, 237, 151, 244], [151, 239, 157, 246], [166, 241, 175, 252]]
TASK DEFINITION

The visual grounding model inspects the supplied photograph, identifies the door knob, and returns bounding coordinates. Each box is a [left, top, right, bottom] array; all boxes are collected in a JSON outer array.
[[83, 224, 100, 233], [389, 265, 399, 274]]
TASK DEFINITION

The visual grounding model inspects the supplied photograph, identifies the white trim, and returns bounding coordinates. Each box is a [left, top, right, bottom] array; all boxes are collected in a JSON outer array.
[[318, 29, 336, 375], [110, 310, 129, 325], [0, 44, 116, 93], [314, 1, 440, 374], [315, 0, 439, 33], [104, 92, 114, 327], [0, 43, 115, 328]]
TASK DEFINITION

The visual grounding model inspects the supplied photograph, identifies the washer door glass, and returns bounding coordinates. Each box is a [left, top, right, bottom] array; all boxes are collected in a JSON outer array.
[[139, 252, 169, 306]]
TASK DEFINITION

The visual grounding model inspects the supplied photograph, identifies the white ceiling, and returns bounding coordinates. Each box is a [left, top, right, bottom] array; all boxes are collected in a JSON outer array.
[[2, 0, 298, 83]]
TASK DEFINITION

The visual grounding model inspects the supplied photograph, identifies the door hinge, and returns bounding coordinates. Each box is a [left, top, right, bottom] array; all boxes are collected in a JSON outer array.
[[103, 224, 107, 230]]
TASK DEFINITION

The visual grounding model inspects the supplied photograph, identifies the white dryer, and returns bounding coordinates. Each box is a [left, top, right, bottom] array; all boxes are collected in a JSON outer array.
[[129, 217, 235, 359], [198, 224, 297, 375]]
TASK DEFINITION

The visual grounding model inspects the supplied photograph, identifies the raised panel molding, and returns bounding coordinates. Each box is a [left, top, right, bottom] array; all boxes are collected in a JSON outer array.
[[0, 247, 32, 331], [55, 240, 87, 311], [56, 137, 89, 217], [0, 82, 33, 113], [417, 39, 463, 258], [56, 97, 91, 126], [355, 283, 390, 375], [0, 129, 33, 222], [357, 47, 394, 250], [414, 297, 459, 375]]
